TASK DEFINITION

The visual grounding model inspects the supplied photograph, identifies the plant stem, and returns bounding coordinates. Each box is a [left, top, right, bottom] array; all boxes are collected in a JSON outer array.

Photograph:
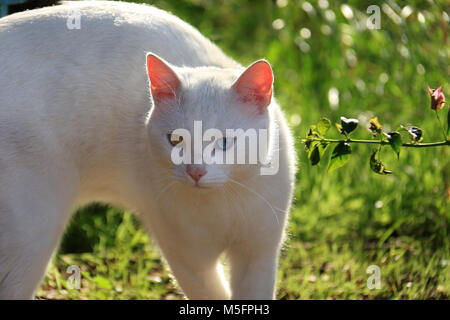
[[434, 110, 448, 140], [304, 138, 450, 148]]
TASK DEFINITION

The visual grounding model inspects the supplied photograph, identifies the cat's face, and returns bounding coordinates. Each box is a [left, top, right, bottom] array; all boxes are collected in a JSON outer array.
[[146, 54, 273, 189]]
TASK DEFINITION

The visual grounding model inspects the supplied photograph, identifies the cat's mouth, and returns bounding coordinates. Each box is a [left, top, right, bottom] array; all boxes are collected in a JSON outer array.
[[187, 179, 225, 190], [194, 184, 212, 190], [191, 181, 221, 189]]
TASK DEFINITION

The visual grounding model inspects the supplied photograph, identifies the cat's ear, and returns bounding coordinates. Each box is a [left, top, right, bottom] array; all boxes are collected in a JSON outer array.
[[232, 60, 274, 112], [146, 53, 180, 102]]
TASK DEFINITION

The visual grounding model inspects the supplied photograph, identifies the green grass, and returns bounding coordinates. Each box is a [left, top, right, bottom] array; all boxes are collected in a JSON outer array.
[[37, 0, 449, 299]]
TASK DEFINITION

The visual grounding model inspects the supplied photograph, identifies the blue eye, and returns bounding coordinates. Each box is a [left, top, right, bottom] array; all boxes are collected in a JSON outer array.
[[217, 137, 234, 150]]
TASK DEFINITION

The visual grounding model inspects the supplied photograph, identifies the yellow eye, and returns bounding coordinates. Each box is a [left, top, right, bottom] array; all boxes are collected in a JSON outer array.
[[167, 133, 183, 146]]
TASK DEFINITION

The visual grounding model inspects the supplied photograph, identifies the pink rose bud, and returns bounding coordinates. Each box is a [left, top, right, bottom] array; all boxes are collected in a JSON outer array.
[[427, 86, 445, 110]]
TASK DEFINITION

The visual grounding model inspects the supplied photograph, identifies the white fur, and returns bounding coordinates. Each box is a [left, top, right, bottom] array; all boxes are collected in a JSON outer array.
[[0, 1, 296, 299]]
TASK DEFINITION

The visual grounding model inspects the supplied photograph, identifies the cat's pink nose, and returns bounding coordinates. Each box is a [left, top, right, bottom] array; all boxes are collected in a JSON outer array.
[[186, 165, 207, 182]]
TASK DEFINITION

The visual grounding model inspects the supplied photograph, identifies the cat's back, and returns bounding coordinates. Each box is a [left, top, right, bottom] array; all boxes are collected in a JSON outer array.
[[0, 1, 239, 163], [0, 1, 238, 69], [0, 1, 240, 143]]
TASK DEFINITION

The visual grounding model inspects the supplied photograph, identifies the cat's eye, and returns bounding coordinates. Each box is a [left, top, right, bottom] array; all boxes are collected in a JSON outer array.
[[168, 133, 183, 146], [216, 137, 234, 151]]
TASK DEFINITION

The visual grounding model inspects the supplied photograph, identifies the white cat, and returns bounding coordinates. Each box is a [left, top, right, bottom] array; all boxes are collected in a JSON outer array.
[[0, 1, 296, 299]]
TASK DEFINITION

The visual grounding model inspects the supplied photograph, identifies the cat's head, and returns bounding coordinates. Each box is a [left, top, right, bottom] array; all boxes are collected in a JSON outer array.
[[145, 53, 274, 189]]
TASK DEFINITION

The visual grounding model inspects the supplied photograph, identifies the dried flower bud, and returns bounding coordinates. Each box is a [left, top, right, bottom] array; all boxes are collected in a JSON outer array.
[[427, 86, 445, 110], [369, 117, 383, 136]]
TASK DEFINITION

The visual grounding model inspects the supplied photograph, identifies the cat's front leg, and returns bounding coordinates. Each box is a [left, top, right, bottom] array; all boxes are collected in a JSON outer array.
[[227, 203, 287, 300], [141, 210, 231, 300], [228, 243, 280, 300], [156, 239, 231, 300]]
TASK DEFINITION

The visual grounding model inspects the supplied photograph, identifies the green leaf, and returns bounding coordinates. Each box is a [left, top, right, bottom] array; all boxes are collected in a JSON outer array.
[[328, 142, 351, 172], [308, 142, 329, 165], [317, 118, 331, 136], [306, 125, 318, 137], [309, 142, 330, 166], [318, 142, 330, 158], [304, 139, 312, 152], [309, 143, 321, 166], [387, 132, 402, 159], [94, 276, 113, 290], [304, 125, 320, 152], [305, 125, 320, 142], [340, 117, 359, 134], [370, 150, 392, 175]]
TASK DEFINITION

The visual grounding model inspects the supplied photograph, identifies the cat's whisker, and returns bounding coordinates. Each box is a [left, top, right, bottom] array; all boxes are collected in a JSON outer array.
[[155, 180, 178, 201], [224, 175, 288, 215], [226, 177, 281, 226], [203, 177, 226, 184], [224, 184, 249, 229], [226, 176, 288, 214]]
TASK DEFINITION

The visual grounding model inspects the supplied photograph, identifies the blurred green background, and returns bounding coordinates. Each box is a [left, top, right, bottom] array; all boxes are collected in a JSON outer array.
[[35, 0, 449, 299]]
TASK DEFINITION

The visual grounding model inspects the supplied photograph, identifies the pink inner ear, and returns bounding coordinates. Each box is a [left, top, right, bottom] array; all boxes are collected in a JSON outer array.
[[146, 54, 180, 101], [232, 60, 274, 111]]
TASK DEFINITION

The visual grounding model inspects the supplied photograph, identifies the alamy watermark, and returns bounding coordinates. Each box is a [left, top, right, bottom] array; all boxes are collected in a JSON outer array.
[[169, 121, 279, 175], [66, 9, 81, 30], [367, 5, 381, 30], [66, 265, 81, 290], [366, 265, 381, 290]]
